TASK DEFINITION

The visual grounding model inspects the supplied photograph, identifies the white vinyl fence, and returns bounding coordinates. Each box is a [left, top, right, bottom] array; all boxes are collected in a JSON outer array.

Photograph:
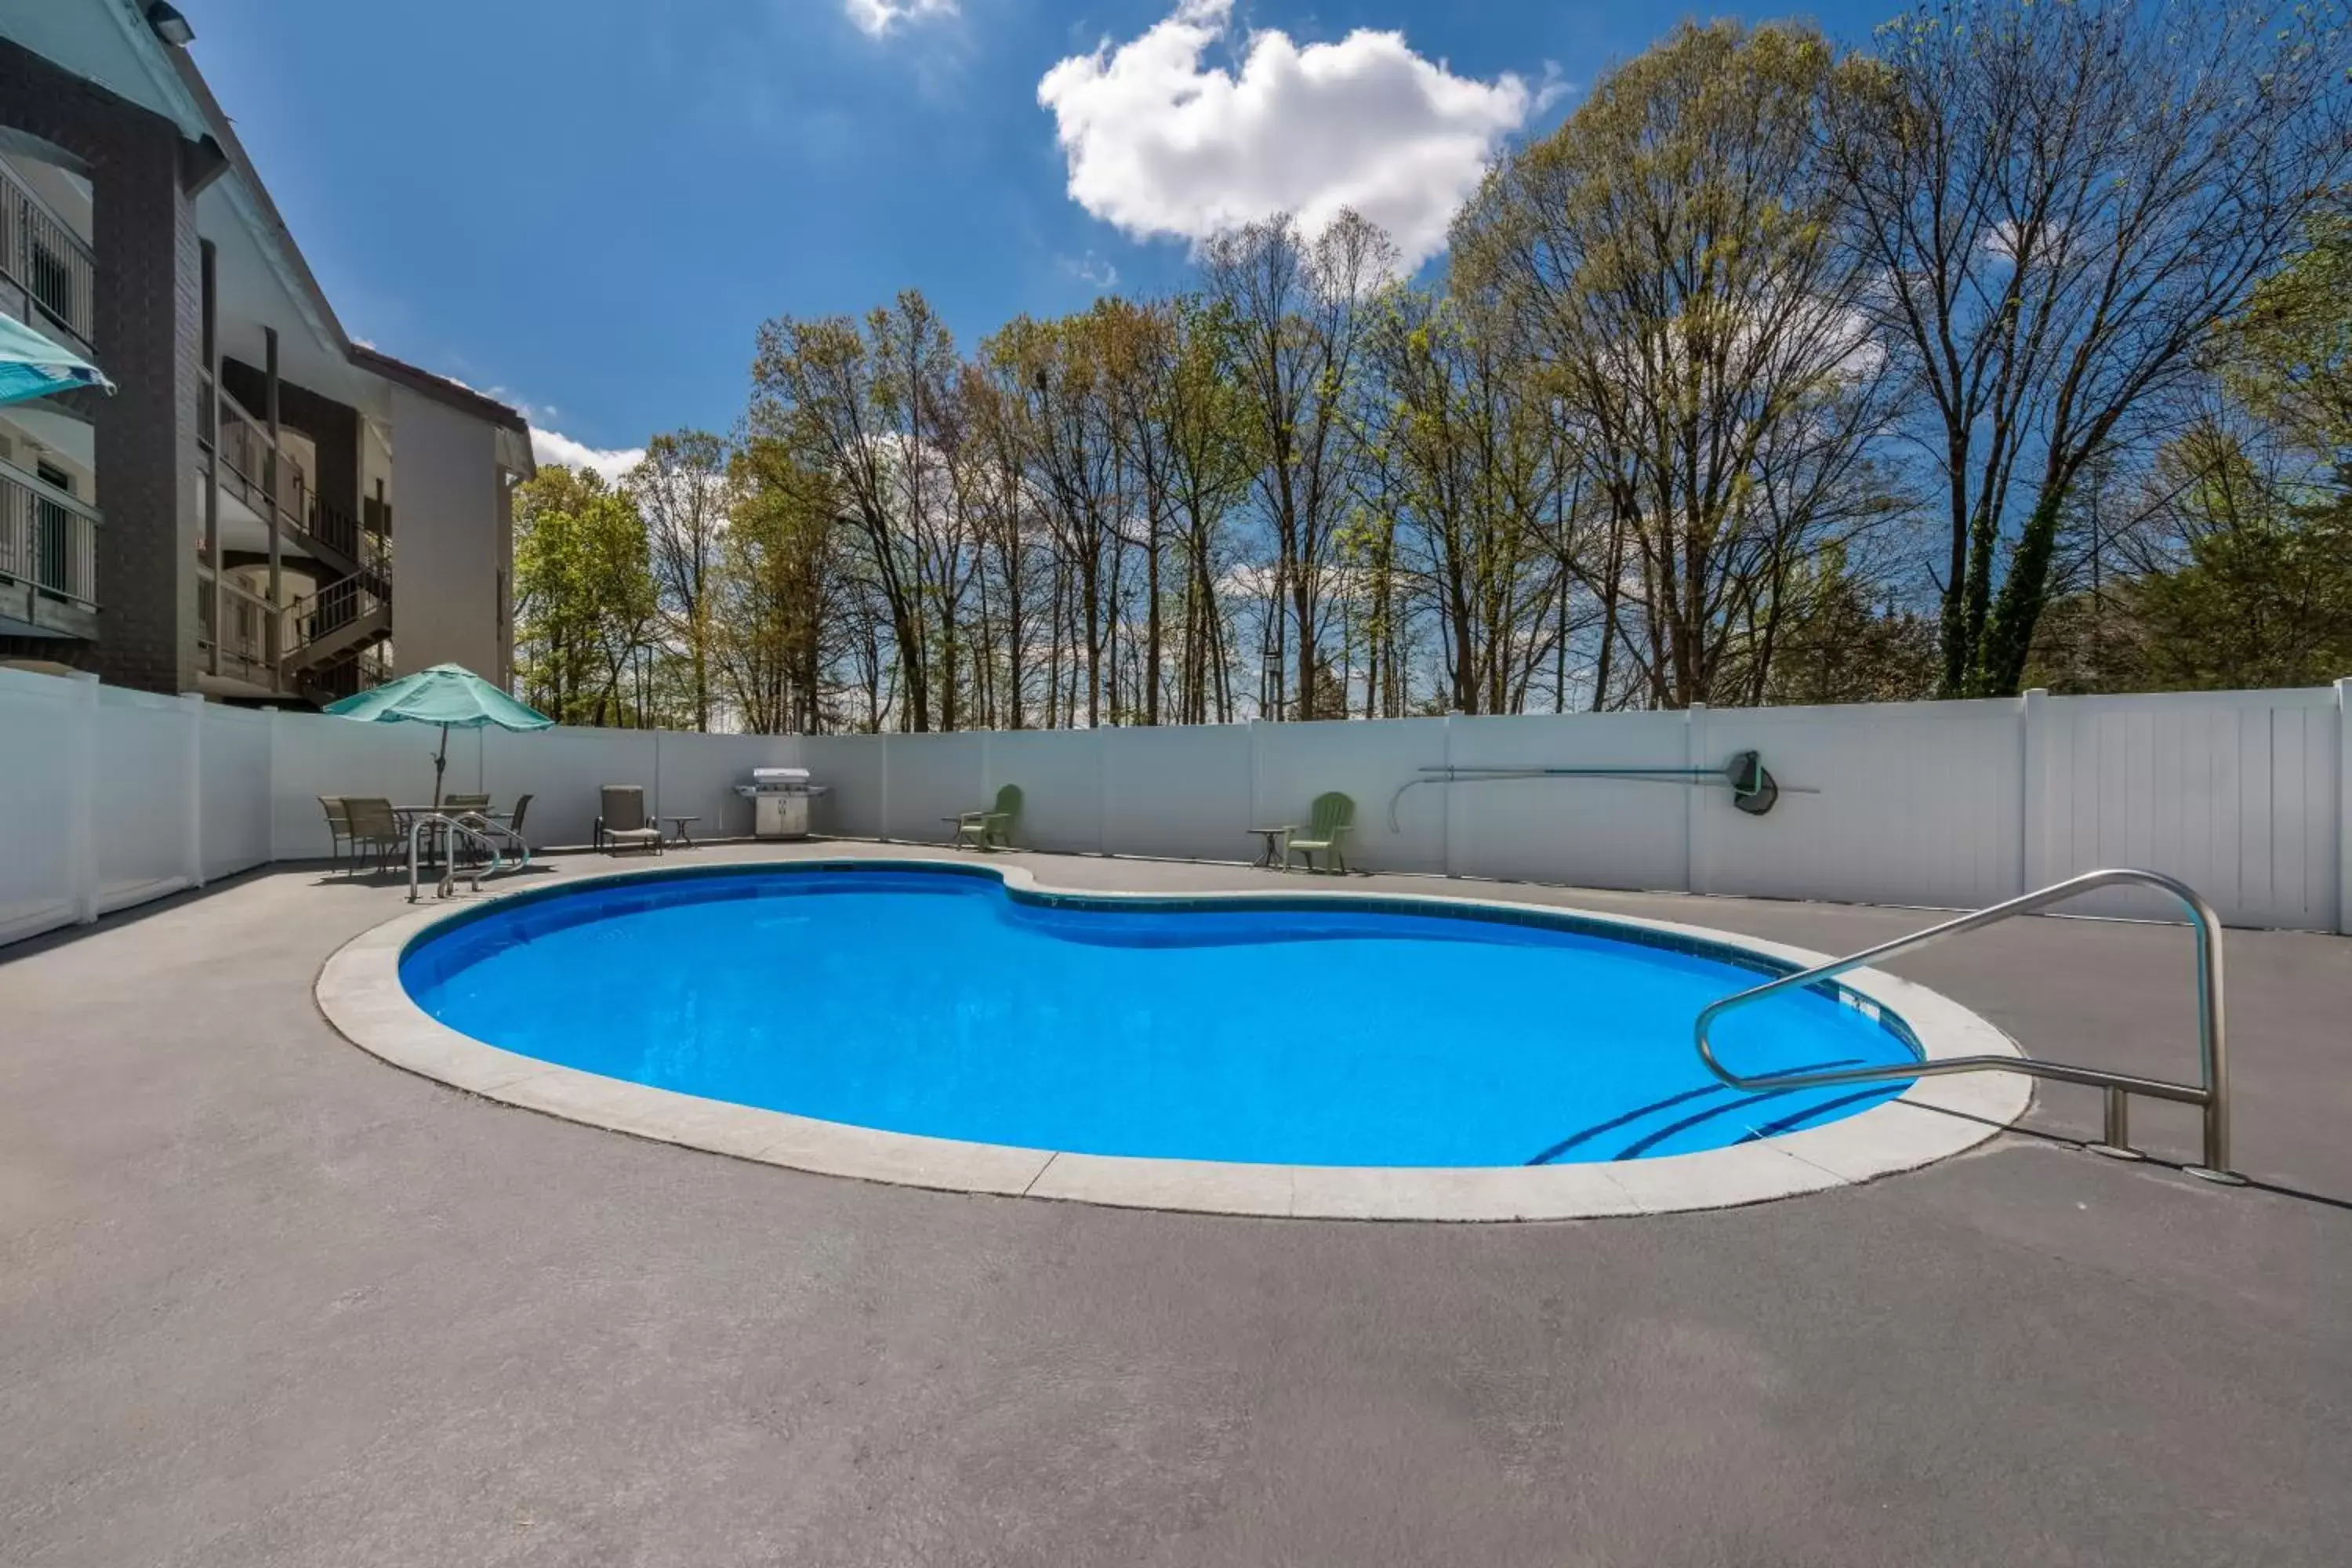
[[2, 666, 2347, 946]]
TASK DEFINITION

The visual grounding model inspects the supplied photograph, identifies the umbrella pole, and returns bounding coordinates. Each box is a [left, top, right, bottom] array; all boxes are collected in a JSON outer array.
[[433, 723, 448, 810]]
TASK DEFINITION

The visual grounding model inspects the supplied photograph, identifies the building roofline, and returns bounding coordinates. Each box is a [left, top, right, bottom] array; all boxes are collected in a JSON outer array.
[[349, 345, 532, 436], [143, 31, 532, 445], [162, 45, 355, 359]]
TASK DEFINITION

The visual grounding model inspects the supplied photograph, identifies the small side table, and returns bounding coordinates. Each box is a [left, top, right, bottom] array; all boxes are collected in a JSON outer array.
[[665, 815, 702, 849], [1247, 826, 1291, 870]]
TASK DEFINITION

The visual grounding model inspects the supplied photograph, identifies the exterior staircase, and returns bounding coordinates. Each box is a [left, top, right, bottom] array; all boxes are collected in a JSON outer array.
[[280, 574, 390, 702]]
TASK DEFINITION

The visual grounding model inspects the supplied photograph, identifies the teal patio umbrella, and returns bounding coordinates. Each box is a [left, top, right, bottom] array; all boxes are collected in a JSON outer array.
[[323, 662, 553, 808], [0, 310, 113, 405]]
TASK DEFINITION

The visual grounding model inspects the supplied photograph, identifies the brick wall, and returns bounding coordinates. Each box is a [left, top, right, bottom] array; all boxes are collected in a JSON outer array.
[[0, 40, 205, 695]]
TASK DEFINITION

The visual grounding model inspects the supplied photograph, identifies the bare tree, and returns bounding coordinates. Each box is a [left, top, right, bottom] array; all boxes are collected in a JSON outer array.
[[1457, 20, 1896, 708], [1826, 0, 2352, 695], [1207, 212, 1398, 719], [627, 430, 730, 731]]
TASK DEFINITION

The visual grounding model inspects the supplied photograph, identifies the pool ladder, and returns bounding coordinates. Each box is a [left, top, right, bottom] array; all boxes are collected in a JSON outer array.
[[406, 811, 532, 903], [1693, 868, 2239, 1182]]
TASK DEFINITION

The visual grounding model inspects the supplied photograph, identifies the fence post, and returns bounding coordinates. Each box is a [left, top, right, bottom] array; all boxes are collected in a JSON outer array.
[[1685, 703, 1709, 895], [1442, 714, 1457, 878], [877, 731, 891, 843], [1098, 727, 1112, 857], [261, 706, 282, 862], [68, 672, 98, 924], [2337, 677, 2351, 936], [1247, 718, 1266, 863], [181, 692, 206, 890], [2020, 688, 2049, 896]]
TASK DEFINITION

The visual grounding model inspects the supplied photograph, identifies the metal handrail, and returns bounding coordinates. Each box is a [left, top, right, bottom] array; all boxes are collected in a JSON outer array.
[[407, 812, 528, 902], [449, 810, 532, 869], [1694, 867, 2238, 1181]]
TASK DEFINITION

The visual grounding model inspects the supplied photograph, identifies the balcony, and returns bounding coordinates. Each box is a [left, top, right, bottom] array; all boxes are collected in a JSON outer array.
[[0, 458, 99, 639], [197, 564, 392, 701], [198, 385, 369, 570], [0, 158, 96, 354], [196, 567, 283, 689]]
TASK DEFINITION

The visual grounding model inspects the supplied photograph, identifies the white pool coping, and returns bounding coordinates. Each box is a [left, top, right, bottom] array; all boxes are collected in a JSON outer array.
[[314, 858, 2031, 1221]]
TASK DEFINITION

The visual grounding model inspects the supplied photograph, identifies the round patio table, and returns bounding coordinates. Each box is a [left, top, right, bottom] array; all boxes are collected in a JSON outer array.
[[1246, 826, 1291, 869]]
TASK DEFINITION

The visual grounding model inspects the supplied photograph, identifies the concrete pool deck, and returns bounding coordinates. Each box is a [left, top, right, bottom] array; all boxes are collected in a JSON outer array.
[[3, 840, 2347, 1565]]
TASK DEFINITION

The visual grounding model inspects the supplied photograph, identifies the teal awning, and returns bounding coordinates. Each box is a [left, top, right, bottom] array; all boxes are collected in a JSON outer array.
[[0, 310, 112, 406]]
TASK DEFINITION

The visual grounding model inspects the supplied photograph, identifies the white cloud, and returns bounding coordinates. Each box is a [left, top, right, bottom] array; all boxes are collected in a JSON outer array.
[[1037, 0, 1536, 270], [1058, 250, 1121, 290], [844, 0, 954, 39], [532, 427, 644, 483]]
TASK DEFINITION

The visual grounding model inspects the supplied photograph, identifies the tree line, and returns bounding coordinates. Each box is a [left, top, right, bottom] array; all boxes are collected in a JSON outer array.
[[514, 0, 2352, 734]]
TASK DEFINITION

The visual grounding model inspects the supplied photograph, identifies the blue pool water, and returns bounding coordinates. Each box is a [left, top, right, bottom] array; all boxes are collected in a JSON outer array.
[[400, 866, 1920, 1167]]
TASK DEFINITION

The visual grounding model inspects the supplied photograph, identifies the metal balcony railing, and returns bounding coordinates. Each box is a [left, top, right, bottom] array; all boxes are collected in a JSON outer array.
[[197, 568, 288, 684], [0, 158, 96, 351], [0, 459, 100, 608], [198, 386, 374, 568], [208, 387, 311, 524]]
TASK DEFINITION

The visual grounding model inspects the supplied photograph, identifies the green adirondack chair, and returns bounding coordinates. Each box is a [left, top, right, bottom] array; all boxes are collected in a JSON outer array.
[[1283, 792, 1355, 874], [956, 784, 1022, 851]]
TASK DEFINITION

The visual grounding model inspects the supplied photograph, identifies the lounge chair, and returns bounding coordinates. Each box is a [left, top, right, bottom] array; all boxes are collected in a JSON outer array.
[[954, 785, 1022, 851], [317, 796, 353, 873], [1282, 792, 1354, 874], [343, 797, 403, 875], [595, 785, 664, 855]]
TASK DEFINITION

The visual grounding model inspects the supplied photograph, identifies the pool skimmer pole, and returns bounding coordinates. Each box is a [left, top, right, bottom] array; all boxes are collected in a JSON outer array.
[[1387, 750, 1793, 832]]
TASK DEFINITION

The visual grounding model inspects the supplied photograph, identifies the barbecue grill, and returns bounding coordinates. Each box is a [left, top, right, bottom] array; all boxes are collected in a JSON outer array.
[[735, 767, 828, 840]]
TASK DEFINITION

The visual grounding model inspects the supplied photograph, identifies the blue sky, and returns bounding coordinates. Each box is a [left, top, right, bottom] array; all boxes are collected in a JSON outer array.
[[184, 0, 1901, 473]]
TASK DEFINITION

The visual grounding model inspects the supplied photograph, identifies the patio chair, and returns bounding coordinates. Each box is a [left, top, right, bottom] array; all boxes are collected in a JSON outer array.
[[1282, 792, 1355, 875], [463, 791, 534, 864], [343, 797, 403, 875], [444, 793, 491, 813], [954, 784, 1022, 851], [316, 796, 353, 873], [594, 785, 664, 855]]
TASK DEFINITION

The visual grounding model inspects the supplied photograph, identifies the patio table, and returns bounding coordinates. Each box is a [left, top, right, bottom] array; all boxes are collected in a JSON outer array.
[[1247, 826, 1293, 869]]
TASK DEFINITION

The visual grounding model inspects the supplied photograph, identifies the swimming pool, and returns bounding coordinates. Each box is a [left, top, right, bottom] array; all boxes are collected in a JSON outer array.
[[397, 863, 1923, 1169]]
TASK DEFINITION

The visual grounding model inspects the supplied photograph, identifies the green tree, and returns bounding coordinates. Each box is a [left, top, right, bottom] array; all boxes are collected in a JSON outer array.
[[1759, 544, 1941, 705], [714, 442, 847, 734], [512, 465, 658, 727], [1363, 285, 1567, 715], [2229, 211, 2352, 460]]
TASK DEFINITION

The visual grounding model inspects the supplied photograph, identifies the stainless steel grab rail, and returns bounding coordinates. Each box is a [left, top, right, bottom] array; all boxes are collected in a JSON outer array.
[[448, 810, 532, 870], [406, 812, 528, 903], [1694, 868, 2239, 1182]]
